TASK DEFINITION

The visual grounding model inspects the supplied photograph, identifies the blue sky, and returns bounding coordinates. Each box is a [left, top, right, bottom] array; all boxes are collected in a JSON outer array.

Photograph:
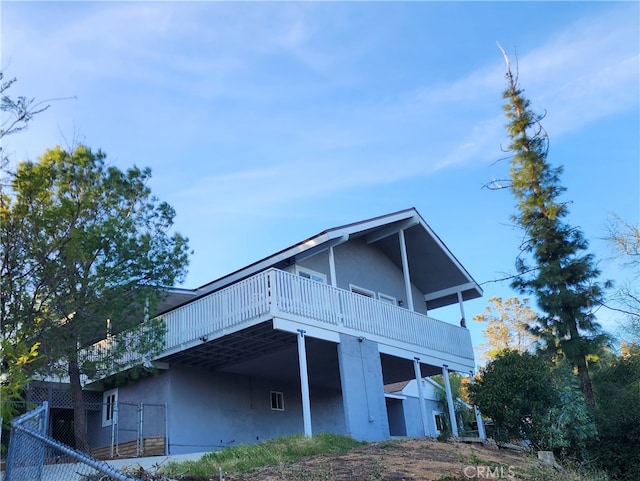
[[2, 1, 638, 353]]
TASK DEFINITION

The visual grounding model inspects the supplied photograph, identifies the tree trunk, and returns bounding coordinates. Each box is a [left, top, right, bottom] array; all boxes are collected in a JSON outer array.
[[68, 356, 90, 452], [576, 356, 596, 411]]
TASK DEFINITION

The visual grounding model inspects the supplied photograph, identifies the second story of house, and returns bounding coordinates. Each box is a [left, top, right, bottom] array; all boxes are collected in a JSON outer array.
[[159, 207, 482, 320], [80, 207, 483, 384]]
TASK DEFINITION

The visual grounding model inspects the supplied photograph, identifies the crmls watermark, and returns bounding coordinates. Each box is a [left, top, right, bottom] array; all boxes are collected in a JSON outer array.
[[463, 465, 517, 479]]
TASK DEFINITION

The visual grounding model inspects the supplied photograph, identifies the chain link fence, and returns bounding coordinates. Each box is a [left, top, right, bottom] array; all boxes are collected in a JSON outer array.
[[22, 383, 166, 458], [1, 398, 167, 470], [93, 402, 167, 459], [5, 402, 141, 481]]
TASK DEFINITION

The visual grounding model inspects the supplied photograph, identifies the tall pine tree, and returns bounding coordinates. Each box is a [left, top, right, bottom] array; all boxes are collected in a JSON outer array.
[[499, 49, 609, 409]]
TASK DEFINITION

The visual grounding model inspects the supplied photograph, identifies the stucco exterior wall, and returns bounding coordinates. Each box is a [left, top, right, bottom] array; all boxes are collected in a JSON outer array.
[[87, 371, 170, 450], [400, 397, 442, 437], [131, 366, 345, 454], [384, 378, 447, 438], [294, 237, 428, 315], [87, 339, 450, 454], [333, 238, 428, 315], [296, 250, 330, 277]]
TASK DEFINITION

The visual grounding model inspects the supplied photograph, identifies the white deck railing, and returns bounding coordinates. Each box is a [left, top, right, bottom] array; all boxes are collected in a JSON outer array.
[[162, 271, 271, 350], [82, 268, 474, 371], [269, 269, 473, 359]]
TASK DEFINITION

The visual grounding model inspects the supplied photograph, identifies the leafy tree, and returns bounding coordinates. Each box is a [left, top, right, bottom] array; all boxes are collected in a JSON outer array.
[[590, 351, 640, 480], [468, 350, 558, 448], [2, 144, 190, 451], [497, 49, 609, 408], [605, 214, 640, 344], [473, 296, 540, 361], [1, 71, 50, 420], [0, 342, 39, 423]]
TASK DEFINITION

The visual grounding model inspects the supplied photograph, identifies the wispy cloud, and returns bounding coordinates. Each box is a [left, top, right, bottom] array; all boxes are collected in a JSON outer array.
[[173, 0, 639, 220], [3, 2, 637, 222]]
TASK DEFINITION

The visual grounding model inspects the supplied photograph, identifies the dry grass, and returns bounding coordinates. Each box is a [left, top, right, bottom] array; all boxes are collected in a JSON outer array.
[[152, 436, 609, 481]]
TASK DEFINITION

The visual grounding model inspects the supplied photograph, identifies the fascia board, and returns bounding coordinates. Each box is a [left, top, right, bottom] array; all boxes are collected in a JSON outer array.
[[193, 234, 332, 296], [193, 209, 418, 297], [364, 218, 420, 244]]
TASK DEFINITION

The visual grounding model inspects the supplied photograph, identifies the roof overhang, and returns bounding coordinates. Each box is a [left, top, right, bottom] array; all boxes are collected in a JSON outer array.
[[329, 208, 483, 309]]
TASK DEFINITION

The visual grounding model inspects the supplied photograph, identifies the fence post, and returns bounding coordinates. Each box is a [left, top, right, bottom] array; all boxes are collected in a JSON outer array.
[[7, 401, 143, 481], [110, 402, 118, 458], [137, 402, 144, 456], [164, 403, 169, 456]]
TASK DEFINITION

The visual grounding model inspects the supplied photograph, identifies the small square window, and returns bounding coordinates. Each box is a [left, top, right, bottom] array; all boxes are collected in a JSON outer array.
[[295, 267, 327, 284], [378, 293, 397, 305], [434, 412, 447, 434], [270, 391, 284, 411]]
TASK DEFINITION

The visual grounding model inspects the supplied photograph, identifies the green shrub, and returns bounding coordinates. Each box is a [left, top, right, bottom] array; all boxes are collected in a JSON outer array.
[[470, 351, 597, 455], [590, 353, 640, 480], [540, 362, 596, 457], [469, 350, 558, 448]]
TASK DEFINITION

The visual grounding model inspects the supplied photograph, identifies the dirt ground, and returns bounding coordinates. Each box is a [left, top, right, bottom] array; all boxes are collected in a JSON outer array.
[[205, 438, 549, 481]]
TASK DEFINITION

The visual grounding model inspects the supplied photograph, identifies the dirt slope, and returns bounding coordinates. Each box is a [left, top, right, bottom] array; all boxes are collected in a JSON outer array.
[[214, 438, 560, 481]]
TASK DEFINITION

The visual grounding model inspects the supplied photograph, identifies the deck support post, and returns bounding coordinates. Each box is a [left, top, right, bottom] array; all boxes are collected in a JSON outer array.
[[457, 291, 466, 327], [413, 357, 430, 437], [297, 329, 313, 437], [329, 245, 337, 287], [468, 371, 486, 439], [399, 229, 414, 311], [442, 365, 459, 438]]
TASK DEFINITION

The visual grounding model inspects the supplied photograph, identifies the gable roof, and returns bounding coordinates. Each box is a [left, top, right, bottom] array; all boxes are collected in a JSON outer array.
[[384, 380, 411, 394], [159, 208, 482, 314]]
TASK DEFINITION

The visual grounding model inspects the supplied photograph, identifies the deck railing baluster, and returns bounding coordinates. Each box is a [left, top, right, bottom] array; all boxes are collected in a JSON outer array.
[[81, 269, 473, 380]]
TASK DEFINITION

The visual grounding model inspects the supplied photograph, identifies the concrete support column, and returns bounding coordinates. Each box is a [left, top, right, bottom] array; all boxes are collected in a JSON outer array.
[[398, 229, 414, 311], [442, 365, 459, 437], [413, 358, 430, 437], [297, 329, 312, 437], [468, 371, 486, 439], [337, 334, 389, 441]]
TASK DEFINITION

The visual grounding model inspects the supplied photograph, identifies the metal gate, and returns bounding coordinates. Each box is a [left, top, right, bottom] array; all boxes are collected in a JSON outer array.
[[6, 402, 140, 481]]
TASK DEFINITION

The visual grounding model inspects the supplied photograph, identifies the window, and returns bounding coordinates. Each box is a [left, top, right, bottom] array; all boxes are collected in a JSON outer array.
[[350, 285, 375, 298], [378, 293, 397, 305], [433, 411, 447, 434], [295, 266, 327, 284], [270, 391, 284, 411], [102, 389, 118, 427]]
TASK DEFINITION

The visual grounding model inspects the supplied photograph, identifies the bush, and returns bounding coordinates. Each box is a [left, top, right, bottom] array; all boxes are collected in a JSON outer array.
[[469, 350, 596, 455], [590, 352, 640, 480], [469, 350, 558, 448], [540, 362, 596, 457]]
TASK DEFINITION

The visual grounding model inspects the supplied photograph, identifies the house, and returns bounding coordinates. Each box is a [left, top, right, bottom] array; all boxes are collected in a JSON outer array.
[[385, 377, 485, 439], [27, 208, 485, 456]]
